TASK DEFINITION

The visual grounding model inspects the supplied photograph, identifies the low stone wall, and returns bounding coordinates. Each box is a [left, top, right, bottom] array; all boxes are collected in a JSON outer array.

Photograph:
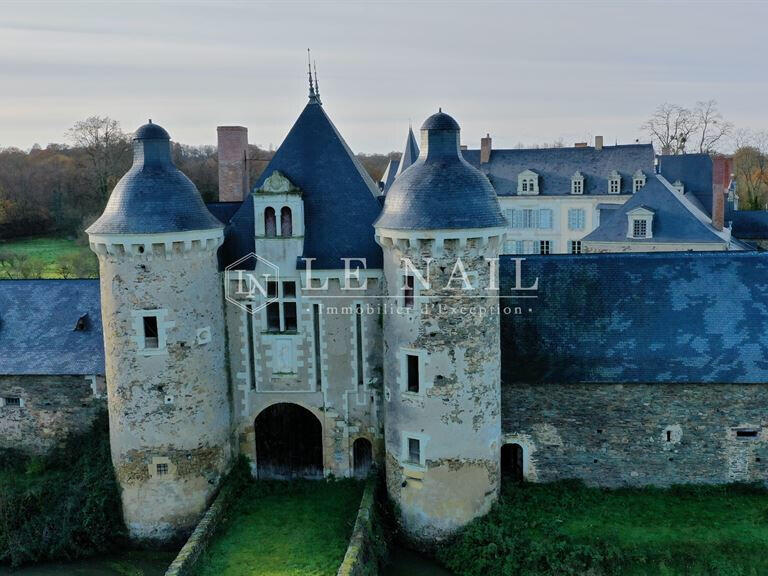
[[502, 382, 768, 486], [163, 486, 232, 576], [0, 374, 105, 454], [337, 479, 378, 576]]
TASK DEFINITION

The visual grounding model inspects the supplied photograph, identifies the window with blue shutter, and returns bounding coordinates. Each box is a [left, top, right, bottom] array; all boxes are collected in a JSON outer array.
[[568, 208, 585, 231], [538, 209, 553, 229]]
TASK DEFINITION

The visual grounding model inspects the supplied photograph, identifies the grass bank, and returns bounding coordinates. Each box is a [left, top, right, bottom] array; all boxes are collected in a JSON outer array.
[[0, 411, 125, 568], [196, 479, 364, 576], [0, 236, 97, 278], [438, 480, 768, 576]]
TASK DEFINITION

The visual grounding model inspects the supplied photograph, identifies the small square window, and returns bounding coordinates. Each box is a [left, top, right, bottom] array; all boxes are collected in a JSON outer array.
[[283, 281, 296, 298], [570, 240, 582, 255], [3, 396, 21, 407], [407, 438, 421, 465], [156, 463, 169, 476], [539, 240, 551, 255], [632, 219, 648, 238], [143, 316, 159, 349], [407, 354, 419, 393]]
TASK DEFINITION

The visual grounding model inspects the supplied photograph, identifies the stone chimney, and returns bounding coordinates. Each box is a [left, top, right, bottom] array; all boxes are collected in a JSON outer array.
[[480, 133, 492, 164], [217, 126, 249, 202], [594, 135, 604, 151]]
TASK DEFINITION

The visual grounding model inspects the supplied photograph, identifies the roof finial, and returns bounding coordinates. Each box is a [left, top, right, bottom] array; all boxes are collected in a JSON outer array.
[[148, 118, 153, 124], [307, 49, 316, 99], [313, 59, 320, 102]]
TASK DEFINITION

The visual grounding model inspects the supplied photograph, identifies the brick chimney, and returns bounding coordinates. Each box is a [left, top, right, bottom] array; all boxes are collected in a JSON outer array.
[[711, 156, 732, 232], [594, 135, 604, 151], [217, 126, 249, 202], [480, 133, 492, 164]]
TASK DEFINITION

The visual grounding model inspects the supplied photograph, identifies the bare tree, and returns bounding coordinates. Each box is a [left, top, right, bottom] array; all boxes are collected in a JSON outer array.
[[733, 129, 768, 210], [67, 116, 130, 202], [693, 100, 732, 153], [642, 103, 696, 155]]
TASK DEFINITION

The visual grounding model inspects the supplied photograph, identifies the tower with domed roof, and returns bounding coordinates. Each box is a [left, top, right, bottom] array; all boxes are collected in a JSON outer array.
[[375, 110, 507, 542], [87, 121, 231, 541]]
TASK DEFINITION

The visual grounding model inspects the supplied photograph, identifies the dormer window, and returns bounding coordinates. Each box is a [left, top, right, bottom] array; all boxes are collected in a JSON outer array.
[[626, 207, 654, 239], [673, 180, 685, 194], [571, 171, 584, 195], [74, 313, 88, 332], [517, 170, 539, 195], [633, 170, 647, 192], [608, 171, 621, 194]]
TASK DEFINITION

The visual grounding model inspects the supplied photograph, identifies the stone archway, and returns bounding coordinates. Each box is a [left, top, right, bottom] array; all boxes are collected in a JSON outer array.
[[254, 403, 323, 479], [501, 443, 524, 482], [352, 437, 373, 478]]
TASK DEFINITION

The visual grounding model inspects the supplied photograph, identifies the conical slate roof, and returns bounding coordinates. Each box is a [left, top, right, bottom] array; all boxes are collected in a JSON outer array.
[[224, 95, 383, 270], [395, 125, 420, 178], [379, 157, 400, 194], [87, 122, 222, 235], [375, 111, 506, 231]]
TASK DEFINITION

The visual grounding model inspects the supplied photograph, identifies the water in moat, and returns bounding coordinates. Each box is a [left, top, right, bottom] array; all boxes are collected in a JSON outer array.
[[0, 550, 176, 576], [382, 545, 455, 576]]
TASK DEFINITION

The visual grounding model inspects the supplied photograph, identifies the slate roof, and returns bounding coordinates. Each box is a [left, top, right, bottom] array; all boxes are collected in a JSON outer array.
[[222, 96, 383, 270], [658, 154, 713, 216], [375, 111, 506, 230], [729, 210, 768, 240], [87, 122, 223, 236], [395, 126, 420, 177], [500, 251, 768, 384], [0, 280, 104, 376], [379, 158, 399, 194], [583, 175, 727, 245], [206, 201, 242, 226], [462, 144, 654, 196]]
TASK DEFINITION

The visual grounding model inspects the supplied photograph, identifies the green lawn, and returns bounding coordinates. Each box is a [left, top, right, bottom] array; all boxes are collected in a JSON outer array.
[[0, 236, 97, 278], [438, 481, 768, 576], [196, 480, 364, 576]]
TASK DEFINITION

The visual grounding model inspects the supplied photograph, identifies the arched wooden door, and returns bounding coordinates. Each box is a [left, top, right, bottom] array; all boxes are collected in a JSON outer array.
[[254, 403, 323, 479]]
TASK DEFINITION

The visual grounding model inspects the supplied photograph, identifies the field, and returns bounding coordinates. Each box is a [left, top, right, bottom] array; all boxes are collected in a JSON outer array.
[[0, 236, 97, 278], [196, 480, 364, 576], [438, 480, 768, 576]]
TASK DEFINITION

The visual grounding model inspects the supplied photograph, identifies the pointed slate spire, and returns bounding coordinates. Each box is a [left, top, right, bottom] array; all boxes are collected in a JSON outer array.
[[313, 60, 322, 104], [395, 124, 420, 177]]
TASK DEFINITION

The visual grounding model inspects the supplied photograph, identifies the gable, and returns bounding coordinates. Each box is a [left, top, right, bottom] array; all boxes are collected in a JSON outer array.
[[222, 99, 383, 270]]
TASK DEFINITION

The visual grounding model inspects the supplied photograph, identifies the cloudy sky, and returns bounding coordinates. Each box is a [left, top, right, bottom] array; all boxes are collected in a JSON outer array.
[[1, 1, 765, 153]]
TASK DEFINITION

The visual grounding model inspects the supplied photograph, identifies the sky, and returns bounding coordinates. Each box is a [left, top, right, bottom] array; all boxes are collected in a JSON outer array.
[[1, 1, 766, 154]]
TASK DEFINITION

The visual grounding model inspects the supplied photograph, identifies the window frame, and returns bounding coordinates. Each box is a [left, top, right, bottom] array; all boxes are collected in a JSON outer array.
[[570, 240, 582, 254], [265, 280, 299, 333]]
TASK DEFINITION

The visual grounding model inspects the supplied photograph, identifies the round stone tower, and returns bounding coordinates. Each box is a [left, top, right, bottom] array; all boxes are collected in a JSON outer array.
[[375, 111, 507, 542], [87, 122, 231, 541]]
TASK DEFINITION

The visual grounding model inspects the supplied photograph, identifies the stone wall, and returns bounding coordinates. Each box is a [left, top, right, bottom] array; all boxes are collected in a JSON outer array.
[[0, 374, 105, 454], [502, 382, 768, 486], [94, 237, 232, 541], [337, 479, 378, 576], [226, 275, 383, 478]]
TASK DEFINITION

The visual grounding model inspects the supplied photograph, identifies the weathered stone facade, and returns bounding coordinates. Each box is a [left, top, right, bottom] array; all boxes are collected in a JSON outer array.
[[502, 382, 768, 486], [91, 234, 232, 540], [377, 231, 504, 541], [0, 374, 105, 454]]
